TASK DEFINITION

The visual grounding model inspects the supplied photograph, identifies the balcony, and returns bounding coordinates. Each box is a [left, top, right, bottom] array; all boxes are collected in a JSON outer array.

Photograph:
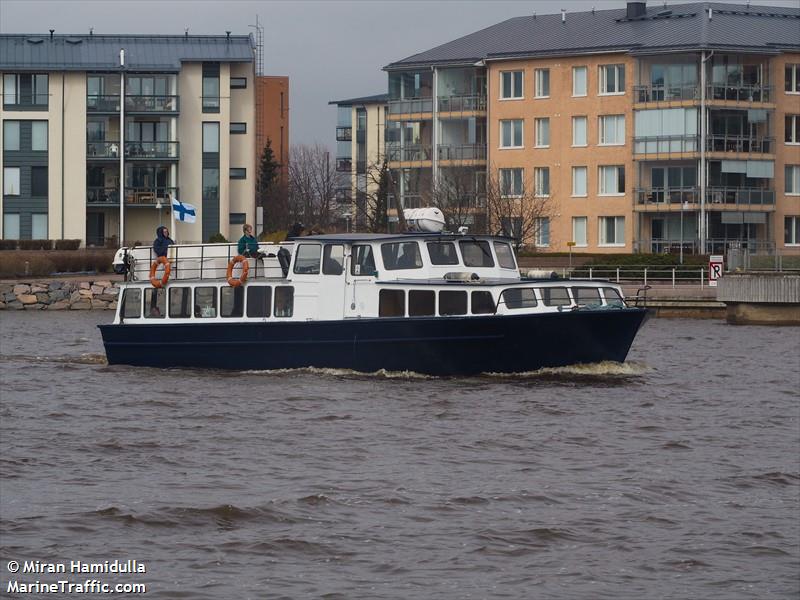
[[706, 135, 774, 154], [636, 187, 699, 207], [87, 95, 121, 112], [634, 135, 699, 155], [3, 92, 48, 111], [386, 143, 432, 163], [336, 126, 352, 142], [437, 94, 487, 113], [87, 186, 179, 206], [388, 97, 433, 116], [707, 186, 774, 207], [437, 144, 486, 162], [125, 141, 179, 160], [634, 84, 698, 103], [87, 186, 120, 205], [707, 84, 772, 103], [635, 186, 774, 209], [125, 95, 179, 113], [336, 158, 352, 172]]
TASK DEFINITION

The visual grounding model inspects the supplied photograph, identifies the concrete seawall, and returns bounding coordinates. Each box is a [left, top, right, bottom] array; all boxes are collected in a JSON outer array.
[[717, 273, 800, 325]]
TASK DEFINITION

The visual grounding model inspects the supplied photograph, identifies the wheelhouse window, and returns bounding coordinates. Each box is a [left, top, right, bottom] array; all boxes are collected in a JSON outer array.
[[195, 287, 218, 318], [471, 291, 495, 314], [294, 244, 321, 274], [501, 71, 523, 99], [541, 287, 571, 307], [602, 287, 625, 307], [408, 290, 435, 316], [439, 290, 467, 315], [144, 288, 166, 318], [247, 286, 272, 318], [427, 241, 459, 265], [121, 289, 142, 319], [459, 240, 494, 267], [501, 288, 537, 309], [322, 244, 344, 275], [574, 287, 602, 307], [274, 286, 294, 317], [381, 241, 422, 270], [600, 64, 625, 95], [169, 287, 191, 318], [493, 242, 516, 269], [351, 245, 377, 276], [221, 286, 244, 318], [379, 289, 405, 317]]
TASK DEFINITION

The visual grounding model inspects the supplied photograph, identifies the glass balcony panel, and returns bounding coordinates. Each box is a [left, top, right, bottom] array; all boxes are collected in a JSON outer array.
[[437, 94, 487, 112], [386, 143, 432, 162], [706, 135, 773, 154], [437, 144, 487, 161], [124, 95, 179, 112], [87, 186, 120, 204], [124, 141, 179, 159], [124, 186, 179, 205], [87, 95, 121, 112], [388, 98, 433, 115]]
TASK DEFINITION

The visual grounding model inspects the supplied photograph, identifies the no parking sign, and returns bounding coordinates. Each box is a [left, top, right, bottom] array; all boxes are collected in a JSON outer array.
[[709, 255, 724, 287]]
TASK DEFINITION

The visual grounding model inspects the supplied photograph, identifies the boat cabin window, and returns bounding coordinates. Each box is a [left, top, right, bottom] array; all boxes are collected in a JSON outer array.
[[195, 287, 218, 318], [145, 288, 166, 318], [293, 244, 321, 274], [247, 286, 272, 318], [541, 287, 571, 307], [459, 240, 494, 268], [493, 242, 517, 270], [121, 289, 141, 319], [221, 286, 244, 318], [602, 287, 625, 307], [501, 288, 537, 309], [471, 290, 495, 314], [381, 241, 422, 270], [274, 286, 294, 317], [439, 290, 467, 315], [169, 287, 191, 318], [574, 287, 602, 307], [322, 244, 344, 275], [427, 241, 459, 265], [409, 290, 435, 316], [351, 244, 377, 276], [379, 289, 405, 317]]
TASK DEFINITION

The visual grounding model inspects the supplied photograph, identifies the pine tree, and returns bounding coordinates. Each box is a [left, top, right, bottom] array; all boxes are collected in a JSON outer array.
[[257, 138, 288, 234]]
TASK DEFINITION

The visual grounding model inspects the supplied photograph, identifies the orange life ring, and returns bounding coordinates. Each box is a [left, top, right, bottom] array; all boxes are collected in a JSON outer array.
[[227, 255, 249, 287], [149, 256, 171, 288]]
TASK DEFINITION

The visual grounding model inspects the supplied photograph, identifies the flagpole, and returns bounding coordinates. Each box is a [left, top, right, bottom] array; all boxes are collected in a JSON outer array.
[[169, 194, 177, 243]]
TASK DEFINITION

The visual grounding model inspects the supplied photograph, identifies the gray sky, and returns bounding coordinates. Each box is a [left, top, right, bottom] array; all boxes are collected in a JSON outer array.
[[3, 0, 798, 151]]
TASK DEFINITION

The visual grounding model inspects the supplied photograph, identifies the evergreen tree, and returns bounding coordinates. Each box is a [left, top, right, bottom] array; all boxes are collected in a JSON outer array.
[[257, 138, 289, 233]]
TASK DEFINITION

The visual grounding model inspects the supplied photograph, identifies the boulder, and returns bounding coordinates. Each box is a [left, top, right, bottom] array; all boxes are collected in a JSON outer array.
[[70, 299, 92, 310], [50, 290, 69, 301], [17, 294, 38, 305], [94, 280, 112, 288], [0, 284, 13, 295], [90, 285, 105, 295], [91, 299, 109, 309], [79, 282, 91, 290], [109, 301, 118, 310], [103, 286, 120, 296], [13, 284, 30, 295], [3, 292, 17, 303], [70, 290, 82, 304], [79, 289, 93, 298], [35, 293, 50, 304], [24, 304, 44, 310], [30, 284, 48, 293], [49, 300, 71, 311], [8, 301, 24, 310], [48, 281, 64, 291], [97, 294, 117, 302]]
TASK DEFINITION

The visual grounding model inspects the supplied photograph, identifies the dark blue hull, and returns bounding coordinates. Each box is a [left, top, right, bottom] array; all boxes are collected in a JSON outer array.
[[99, 309, 648, 376]]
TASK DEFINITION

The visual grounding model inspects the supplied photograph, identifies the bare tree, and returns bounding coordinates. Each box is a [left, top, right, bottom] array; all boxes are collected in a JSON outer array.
[[431, 164, 486, 232], [485, 166, 555, 251], [287, 144, 344, 230]]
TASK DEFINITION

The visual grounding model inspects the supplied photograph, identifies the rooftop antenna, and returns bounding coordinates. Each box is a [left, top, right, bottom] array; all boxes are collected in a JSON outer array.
[[49, 29, 54, 40], [248, 15, 264, 76], [89, 27, 93, 36], [184, 27, 189, 38], [225, 30, 231, 42], [561, 8, 566, 23]]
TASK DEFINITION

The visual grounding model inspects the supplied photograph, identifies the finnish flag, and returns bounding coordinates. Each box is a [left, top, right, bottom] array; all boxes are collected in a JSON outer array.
[[171, 197, 197, 224]]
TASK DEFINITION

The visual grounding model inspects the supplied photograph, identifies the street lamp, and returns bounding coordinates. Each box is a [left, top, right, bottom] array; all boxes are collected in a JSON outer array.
[[119, 48, 125, 246]]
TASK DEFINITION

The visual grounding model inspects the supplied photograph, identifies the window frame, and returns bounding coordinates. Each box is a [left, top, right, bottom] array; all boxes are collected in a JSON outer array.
[[534, 166, 550, 198], [534, 217, 550, 248], [500, 70, 524, 100], [499, 119, 524, 149], [599, 165, 625, 196], [471, 290, 496, 315], [459, 240, 494, 268], [3, 167, 21, 196], [499, 167, 523, 197], [246, 285, 272, 318], [230, 77, 248, 89], [786, 165, 800, 196], [194, 286, 218, 318], [572, 66, 588, 97], [230, 122, 247, 134], [786, 115, 800, 145], [202, 122, 220, 153], [599, 114, 625, 146], [572, 166, 588, 197], [293, 243, 322, 274], [31, 166, 48, 197], [438, 290, 468, 316], [493, 242, 517, 270], [426, 241, 460, 266], [786, 64, 800, 94], [785, 216, 800, 246], [380, 241, 423, 271], [3, 120, 20, 151], [534, 68, 550, 98], [230, 167, 247, 180], [274, 286, 294, 318], [599, 64, 625, 95], [408, 289, 436, 317], [572, 216, 588, 247], [599, 216, 626, 247], [378, 288, 406, 317], [121, 289, 142, 319], [572, 116, 588, 147], [31, 121, 48, 151], [168, 287, 192, 318], [534, 117, 550, 148]]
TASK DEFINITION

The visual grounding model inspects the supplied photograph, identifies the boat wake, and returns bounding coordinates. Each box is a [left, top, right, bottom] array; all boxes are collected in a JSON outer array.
[[241, 366, 435, 379], [483, 360, 651, 379], [0, 353, 108, 366]]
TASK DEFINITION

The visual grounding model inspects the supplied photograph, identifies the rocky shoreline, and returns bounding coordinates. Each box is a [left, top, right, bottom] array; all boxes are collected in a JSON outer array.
[[0, 280, 120, 311]]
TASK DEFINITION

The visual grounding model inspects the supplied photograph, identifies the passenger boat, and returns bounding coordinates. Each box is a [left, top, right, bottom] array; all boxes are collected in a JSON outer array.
[[100, 230, 647, 375]]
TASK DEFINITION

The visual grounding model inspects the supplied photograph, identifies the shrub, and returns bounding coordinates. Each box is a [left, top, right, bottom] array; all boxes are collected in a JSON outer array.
[[208, 233, 228, 243], [0, 239, 17, 250], [105, 235, 119, 249], [54, 239, 82, 251], [0, 249, 115, 278], [259, 230, 287, 243], [18, 239, 53, 251]]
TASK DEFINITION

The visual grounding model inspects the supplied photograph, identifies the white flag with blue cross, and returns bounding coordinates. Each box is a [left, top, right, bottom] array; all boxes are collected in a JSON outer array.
[[171, 197, 197, 224]]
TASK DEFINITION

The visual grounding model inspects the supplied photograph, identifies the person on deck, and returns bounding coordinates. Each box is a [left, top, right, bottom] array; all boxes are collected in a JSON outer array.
[[237, 224, 265, 259], [153, 226, 174, 258]]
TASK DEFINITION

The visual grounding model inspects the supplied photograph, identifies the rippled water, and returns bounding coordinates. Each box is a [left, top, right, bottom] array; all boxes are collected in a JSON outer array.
[[1, 311, 798, 599]]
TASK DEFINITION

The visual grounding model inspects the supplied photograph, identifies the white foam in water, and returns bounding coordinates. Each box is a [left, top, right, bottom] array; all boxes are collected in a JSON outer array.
[[241, 366, 435, 379], [484, 361, 652, 378]]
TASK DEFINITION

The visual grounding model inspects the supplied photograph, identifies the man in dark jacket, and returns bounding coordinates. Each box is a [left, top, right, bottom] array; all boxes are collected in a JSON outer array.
[[153, 226, 174, 257]]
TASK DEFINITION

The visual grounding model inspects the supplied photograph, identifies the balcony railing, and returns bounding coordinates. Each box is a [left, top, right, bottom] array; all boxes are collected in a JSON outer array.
[[708, 83, 772, 103], [636, 187, 700, 205], [437, 144, 487, 161], [125, 141, 179, 159], [125, 95, 179, 112], [634, 84, 699, 103], [336, 126, 352, 142], [87, 141, 121, 158], [124, 186, 179, 205], [634, 135, 699, 154], [388, 97, 433, 115], [437, 94, 487, 112], [87, 95, 121, 112], [386, 143, 432, 162], [706, 135, 773, 154], [87, 187, 120, 204], [336, 158, 352, 172], [3, 93, 49, 109], [707, 186, 774, 206], [335, 188, 352, 204]]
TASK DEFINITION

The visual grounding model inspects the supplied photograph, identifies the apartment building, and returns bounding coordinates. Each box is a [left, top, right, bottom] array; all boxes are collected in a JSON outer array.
[[1, 33, 258, 245], [384, 2, 800, 254], [330, 93, 387, 230]]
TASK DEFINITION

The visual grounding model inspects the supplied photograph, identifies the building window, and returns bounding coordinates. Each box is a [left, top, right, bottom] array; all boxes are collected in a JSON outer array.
[[599, 115, 625, 145], [3, 121, 20, 151], [31, 121, 48, 151], [599, 165, 625, 195], [572, 216, 587, 247], [3, 213, 20, 239], [786, 115, 800, 145], [573, 66, 588, 97], [534, 167, 550, 197], [500, 119, 523, 148], [534, 69, 550, 98], [230, 122, 247, 134], [230, 168, 246, 179], [501, 71, 523, 99], [786, 64, 800, 94], [600, 64, 625, 95], [202, 70, 220, 112], [599, 216, 625, 246], [31, 166, 48, 196], [534, 117, 550, 147], [3, 167, 20, 195], [3, 73, 48, 107], [229, 212, 246, 224], [202, 122, 220, 153], [534, 217, 550, 247], [787, 165, 800, 195], [572, 116, 587, 146], [786, 216, 800, 245], [31, 214, 47, 239], [230, 77, 247, 89], [572, 166, 588, 197], [499, 168, 523, 197]]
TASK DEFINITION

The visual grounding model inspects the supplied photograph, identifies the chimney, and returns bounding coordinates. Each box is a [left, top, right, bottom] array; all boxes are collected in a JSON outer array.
[[226, 30, 231, 42], [626, 2, 647, 19], [561, 8, 566, 23]]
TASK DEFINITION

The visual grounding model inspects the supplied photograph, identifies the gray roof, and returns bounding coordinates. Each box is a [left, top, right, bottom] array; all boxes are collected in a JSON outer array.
[[328, 93, 389, 106], [0, 34, 254, 72], [385, 2, 800, 69]]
